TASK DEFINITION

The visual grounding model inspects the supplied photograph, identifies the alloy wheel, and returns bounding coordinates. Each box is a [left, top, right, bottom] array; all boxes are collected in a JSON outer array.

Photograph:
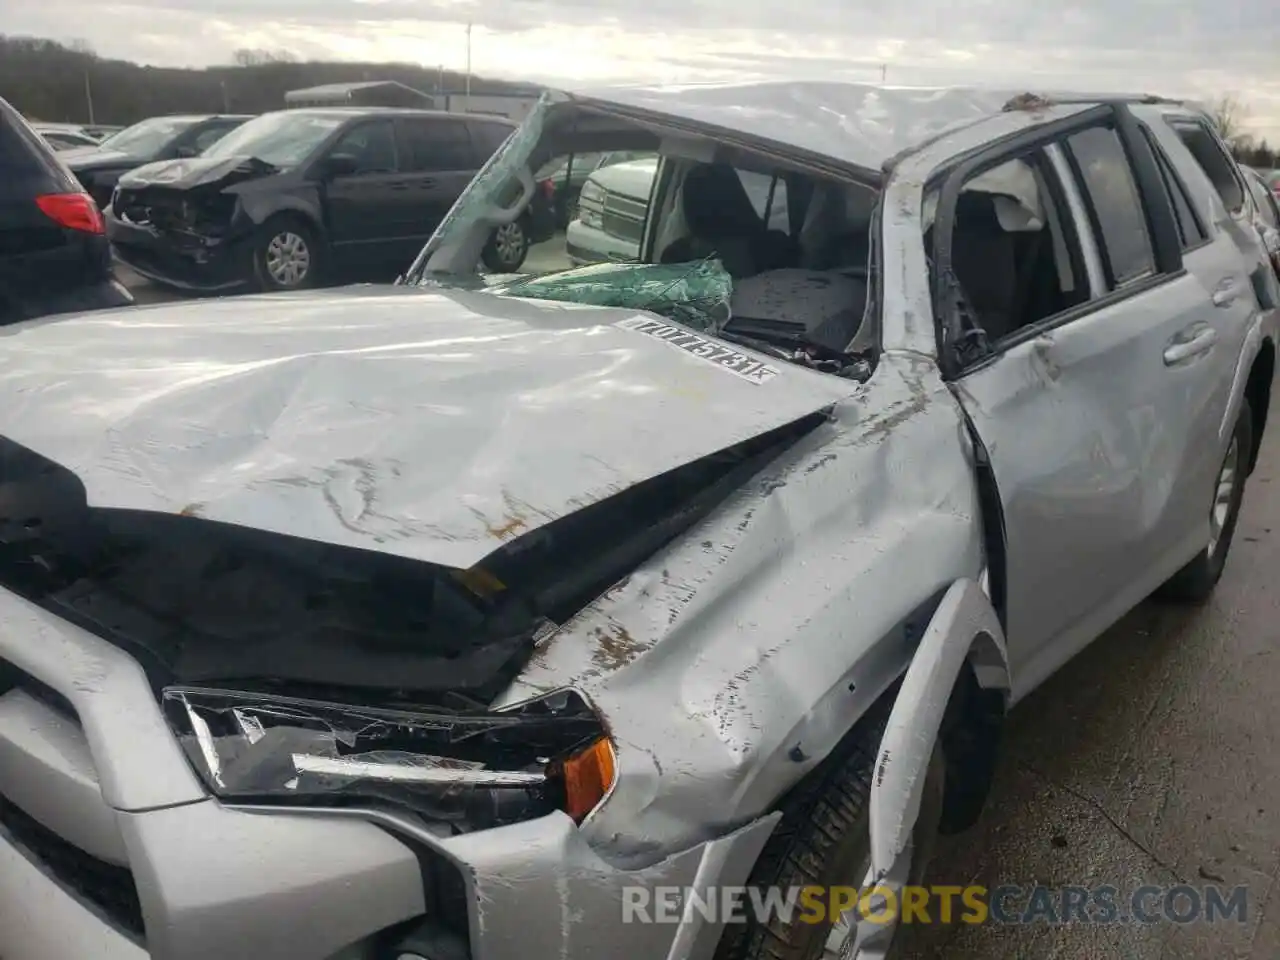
[[493, 222, 525, 266], [265, 231, 311, 287]]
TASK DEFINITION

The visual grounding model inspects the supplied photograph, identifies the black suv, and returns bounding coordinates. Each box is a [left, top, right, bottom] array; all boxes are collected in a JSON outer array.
[[0, 95, 132, 324], [106, 107, 556, 292], [62, 114, 252, 208]]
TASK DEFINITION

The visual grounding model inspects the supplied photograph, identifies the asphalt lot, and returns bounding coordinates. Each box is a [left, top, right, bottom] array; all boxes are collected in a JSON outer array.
[[111, 236, 1280, 958]]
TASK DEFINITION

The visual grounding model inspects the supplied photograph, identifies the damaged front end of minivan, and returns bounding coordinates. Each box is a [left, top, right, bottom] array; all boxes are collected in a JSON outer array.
[[107, 156, 282, 291]]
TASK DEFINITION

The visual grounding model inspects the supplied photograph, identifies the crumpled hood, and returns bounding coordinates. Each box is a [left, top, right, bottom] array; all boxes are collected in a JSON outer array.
[[119, 155, 278, 190], [0, 286, 853, 569]]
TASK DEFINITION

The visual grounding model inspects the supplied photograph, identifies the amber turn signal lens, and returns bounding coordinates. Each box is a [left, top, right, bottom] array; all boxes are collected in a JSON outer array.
[[559, 737, 616, 822]]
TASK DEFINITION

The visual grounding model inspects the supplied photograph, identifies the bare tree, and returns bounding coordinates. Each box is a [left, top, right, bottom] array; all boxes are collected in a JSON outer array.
[[1208, 93, 1250, 142], [66, 37, 96, 57]]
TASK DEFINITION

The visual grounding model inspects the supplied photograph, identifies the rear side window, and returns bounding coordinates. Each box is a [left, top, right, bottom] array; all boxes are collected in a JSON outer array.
[[190, 121, 240, 153], [1171, 119, 1247, 216], [1139, 126, 1208, 249], [400, 119, 475, 172], [1063, 126, 1155, 287], [469, 121, 513, 159]]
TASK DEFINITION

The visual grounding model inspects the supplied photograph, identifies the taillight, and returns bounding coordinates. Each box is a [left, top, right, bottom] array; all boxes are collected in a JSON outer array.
[[35, 192, 105, 235]]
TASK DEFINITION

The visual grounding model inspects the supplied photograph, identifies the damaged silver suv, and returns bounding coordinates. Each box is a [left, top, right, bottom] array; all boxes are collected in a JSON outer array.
[[1, 82, 1277, 960]]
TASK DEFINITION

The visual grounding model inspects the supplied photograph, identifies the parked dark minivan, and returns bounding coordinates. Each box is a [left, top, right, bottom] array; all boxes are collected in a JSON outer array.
[[0, 96, 132, 324], [106, 107, 555, 292], [62, 114, 252, 209]]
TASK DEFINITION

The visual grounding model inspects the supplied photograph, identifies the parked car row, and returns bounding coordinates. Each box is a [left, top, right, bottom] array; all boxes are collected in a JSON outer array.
[[106, 107, 557, 291], [60, 114, 254, 208], [22, 105, 571, 293]]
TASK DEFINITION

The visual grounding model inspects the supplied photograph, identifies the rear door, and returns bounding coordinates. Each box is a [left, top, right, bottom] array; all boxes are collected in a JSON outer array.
[[393, 116, 481, 250], [1145, 113, 1274, 352], [932, 105, 1241, 692]]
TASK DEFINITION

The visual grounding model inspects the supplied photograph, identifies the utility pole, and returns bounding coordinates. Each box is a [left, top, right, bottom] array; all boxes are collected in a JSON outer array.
[[220, 80, 230, 113], [464, 22, 472, 112], [880, 63, 887, 84], [83, 69, 95, 124]]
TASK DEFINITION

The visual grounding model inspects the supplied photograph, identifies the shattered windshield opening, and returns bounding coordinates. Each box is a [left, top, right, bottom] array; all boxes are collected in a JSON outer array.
[[403, 94, 882, 378]]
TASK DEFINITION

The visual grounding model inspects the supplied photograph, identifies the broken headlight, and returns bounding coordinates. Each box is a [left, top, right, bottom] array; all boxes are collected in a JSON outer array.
[[162, 686, 616, 829]]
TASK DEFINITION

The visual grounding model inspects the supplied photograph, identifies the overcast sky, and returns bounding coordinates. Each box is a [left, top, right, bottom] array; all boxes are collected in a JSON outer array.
[[9, 0, 1280, 140]]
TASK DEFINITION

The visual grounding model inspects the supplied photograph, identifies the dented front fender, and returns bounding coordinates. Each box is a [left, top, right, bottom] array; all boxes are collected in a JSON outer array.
[[869, 577, 1006, 879]]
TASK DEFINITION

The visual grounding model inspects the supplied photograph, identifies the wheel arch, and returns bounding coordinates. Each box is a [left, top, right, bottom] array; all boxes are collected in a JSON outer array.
[[238, 192, 328, 243]]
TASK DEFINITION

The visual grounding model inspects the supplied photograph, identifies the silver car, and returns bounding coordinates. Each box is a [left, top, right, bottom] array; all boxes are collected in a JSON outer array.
[[2, 82, 1277, 960]]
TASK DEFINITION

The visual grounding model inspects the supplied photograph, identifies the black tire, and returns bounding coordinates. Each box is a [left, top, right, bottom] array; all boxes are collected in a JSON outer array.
[[1158, 398, 1252, 603], [558, 191, 580, 230], [252, 216, 321, 292], [481, 218, 530, 273], [717, 704, 945, 960]]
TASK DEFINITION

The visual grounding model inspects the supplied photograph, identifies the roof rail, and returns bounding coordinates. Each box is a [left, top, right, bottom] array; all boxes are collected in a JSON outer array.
[[1002, 92, 1184, 109]]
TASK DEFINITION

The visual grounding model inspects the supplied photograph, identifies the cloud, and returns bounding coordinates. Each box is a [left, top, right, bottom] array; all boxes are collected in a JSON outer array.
[[8, 0, 1280, 138]]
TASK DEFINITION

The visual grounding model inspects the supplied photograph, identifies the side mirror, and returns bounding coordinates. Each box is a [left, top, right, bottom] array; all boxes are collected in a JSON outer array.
[[319, 153, 361, 180]]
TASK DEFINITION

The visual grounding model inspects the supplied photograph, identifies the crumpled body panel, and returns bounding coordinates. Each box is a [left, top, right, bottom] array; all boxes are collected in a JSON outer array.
[[495, 353, 987, 858], [0, 285, 852, 569], [571, 82, 1016, 178]]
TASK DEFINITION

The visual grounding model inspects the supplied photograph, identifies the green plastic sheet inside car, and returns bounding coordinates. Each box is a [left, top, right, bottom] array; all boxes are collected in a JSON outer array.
[[487, 258, 734, 332]]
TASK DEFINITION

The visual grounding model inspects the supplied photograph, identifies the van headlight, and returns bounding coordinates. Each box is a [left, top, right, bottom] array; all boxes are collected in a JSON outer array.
[[162, 686, 616, 828]]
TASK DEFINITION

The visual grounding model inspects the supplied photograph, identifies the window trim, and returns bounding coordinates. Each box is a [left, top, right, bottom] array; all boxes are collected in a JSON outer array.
[[931, 103, 1187, 379], [1137, 123, 1212, 253], [1044, 143, 1107, 298]]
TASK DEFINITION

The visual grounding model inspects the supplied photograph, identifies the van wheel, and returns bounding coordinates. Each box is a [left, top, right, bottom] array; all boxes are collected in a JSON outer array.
[[253, 216, 321, 291], [717, 711, 945, 960], [1157, 399, 1252, 603], [481, 219, 529, 273]]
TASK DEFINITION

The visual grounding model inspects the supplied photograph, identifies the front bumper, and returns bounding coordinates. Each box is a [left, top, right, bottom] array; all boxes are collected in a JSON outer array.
[[106, 209, 254, 293], [0, 585, 776, 960]]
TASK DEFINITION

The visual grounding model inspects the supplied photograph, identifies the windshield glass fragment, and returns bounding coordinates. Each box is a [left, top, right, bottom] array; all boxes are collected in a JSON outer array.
[[202, 111, 346, 168]]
